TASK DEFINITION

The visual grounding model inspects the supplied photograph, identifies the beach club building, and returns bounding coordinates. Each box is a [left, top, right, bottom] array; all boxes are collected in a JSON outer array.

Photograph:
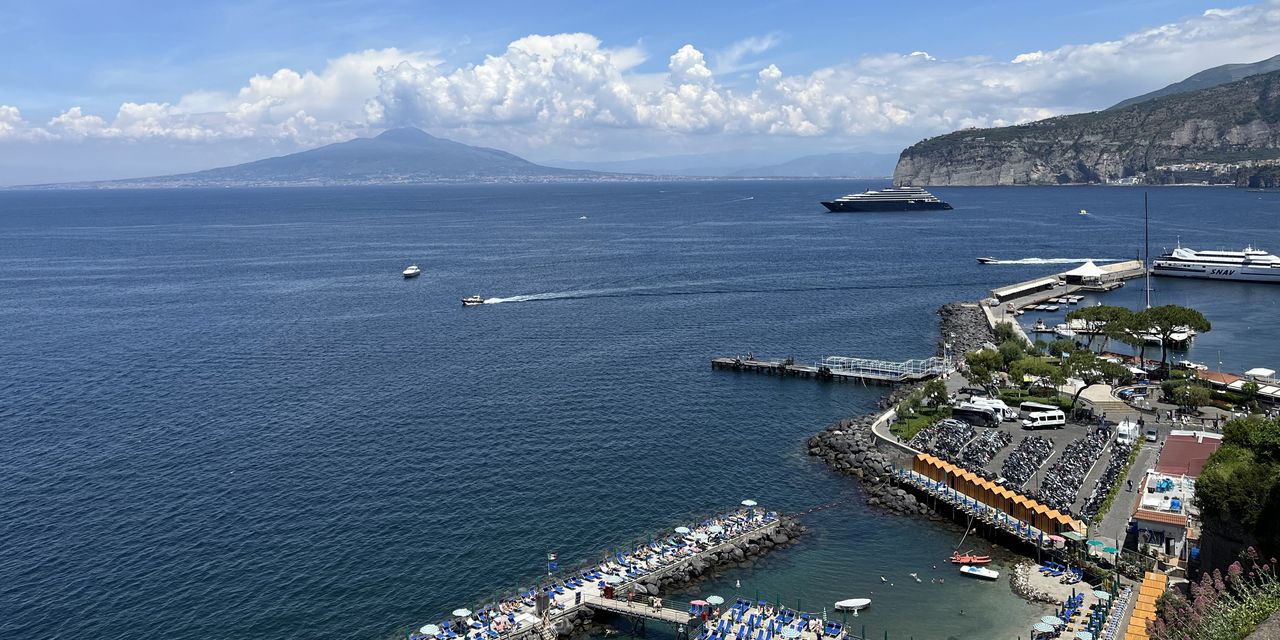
[[911, 453, 1084, 535], [1129, 431, 1223, 572]]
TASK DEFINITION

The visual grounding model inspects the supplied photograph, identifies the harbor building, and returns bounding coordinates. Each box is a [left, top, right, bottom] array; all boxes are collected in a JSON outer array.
[[1128, 431, 1222, 575]]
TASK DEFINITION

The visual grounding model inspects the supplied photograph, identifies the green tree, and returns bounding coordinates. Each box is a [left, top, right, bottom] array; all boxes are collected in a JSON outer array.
[[1062, 349, 1130, 411], [1143, 304, 1212, 369], [1242, 380, 1261, 410], [921, 378, 949, 408], [1047, 338, 1077, 357], [1172, 384, 1212, 412], [1195, 416, 1280, 560], [1009, 356, 1062, 392], [997, 339, 1026, 368], [1066, 305, 1133, 350], [992, 321, 1019, 343], [965, 349, 1003, 390]]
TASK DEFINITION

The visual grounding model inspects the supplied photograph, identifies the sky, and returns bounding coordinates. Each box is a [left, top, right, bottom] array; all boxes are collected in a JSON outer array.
[[3, 0, 1280, 184]]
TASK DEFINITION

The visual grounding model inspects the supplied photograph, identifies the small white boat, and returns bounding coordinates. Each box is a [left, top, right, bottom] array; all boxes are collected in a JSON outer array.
[[1079, 209, 1089, 216], [977, 257, 999, 265], [403, 264, 421, 278], [1053, 323, 1076, 338], [1031, 320, 1050, 333], [834, 598, 871, 612], [461, 295, 485, 307], [578, 215, 588, 220], [959, 565, 999, 580]]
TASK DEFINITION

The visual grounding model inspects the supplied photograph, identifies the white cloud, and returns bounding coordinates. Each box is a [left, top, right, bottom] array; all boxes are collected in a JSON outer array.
[[7, 1, 1280, 156]]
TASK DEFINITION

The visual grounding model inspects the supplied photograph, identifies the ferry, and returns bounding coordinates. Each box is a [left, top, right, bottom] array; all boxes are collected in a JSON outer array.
[[403, 263, 421, 278], [1151, 243, 1280, 283], [821, 186, 952, 212], [461, 295, 485, 306]]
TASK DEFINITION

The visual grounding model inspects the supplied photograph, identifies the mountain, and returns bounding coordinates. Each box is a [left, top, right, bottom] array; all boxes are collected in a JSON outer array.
[[101, 128, 603, 187], [893, 68, 1280, 187], [1111, 53, 1280, 110], [728, 153, 896, 178], [547, 150, 895, 177]]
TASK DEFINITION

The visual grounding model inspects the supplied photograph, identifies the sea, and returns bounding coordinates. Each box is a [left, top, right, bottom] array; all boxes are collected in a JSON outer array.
[[1, 182, 1276, 640]]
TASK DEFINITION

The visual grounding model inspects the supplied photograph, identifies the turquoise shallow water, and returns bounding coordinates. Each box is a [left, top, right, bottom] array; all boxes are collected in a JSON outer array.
[[0, 182, 1274, 640]]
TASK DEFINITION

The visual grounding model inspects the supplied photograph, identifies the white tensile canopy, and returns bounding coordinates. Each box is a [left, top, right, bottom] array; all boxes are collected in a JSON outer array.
[[1245, 367, 1276, 379], [1062, 261, 1107, 279]]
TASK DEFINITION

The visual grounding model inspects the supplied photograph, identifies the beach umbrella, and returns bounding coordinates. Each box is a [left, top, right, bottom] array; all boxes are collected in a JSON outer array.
[[1042, 616, 1065, 626], [692, 599, 709, 606], [707, 595, 725, 605], [676, 526, 692, 535], [1086, 540, 1105, 548], [1033, 622, 1054, 633], [1075, 633, 1094, 640], [452, 609, 473, 618], [1102, 546, 1119, 554], [1093, 591, 1111, 601], [781, 628, 801, 638], [421, 625, 441, 635], [695, 533, 709, 542], [741, 500, 758, 507], [603, 575, 624, 585], [707, 525, 725, 535]]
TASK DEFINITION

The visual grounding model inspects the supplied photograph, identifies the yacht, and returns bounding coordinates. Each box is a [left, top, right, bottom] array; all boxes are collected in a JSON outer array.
[[403, 263, 421, 278], [461, 295, 485, 307], [1152, 243, 1280, 283], [821, 186, 952, 212]]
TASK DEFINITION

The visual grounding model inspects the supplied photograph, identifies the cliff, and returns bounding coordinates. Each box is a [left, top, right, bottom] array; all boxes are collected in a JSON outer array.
[[893, 69, 1280, 186]]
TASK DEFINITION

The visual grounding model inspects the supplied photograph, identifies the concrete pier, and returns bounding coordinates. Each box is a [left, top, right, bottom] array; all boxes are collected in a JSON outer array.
[[711, 355, 952, 385]]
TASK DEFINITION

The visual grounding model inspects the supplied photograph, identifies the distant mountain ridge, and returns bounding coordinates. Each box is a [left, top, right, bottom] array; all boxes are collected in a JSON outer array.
[[1111, 53, 1280, 110], [94, 128, 604, 187], [549, 151, 895, 177], [893, 67, 1280, 187]]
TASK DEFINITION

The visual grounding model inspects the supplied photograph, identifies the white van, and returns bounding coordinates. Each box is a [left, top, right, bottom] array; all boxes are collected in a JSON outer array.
[[1022, 410, 1066, 430]]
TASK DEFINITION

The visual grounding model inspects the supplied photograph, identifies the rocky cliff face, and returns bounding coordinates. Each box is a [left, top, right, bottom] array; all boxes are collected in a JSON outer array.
[[893, 69, 1280, 186]]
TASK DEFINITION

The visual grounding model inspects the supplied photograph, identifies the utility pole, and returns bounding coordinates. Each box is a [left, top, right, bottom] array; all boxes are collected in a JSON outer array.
[[1144, 192, 1152, 310]]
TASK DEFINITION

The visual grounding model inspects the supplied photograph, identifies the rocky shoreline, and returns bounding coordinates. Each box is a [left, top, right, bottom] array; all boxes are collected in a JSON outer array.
[[937, 302, 996, 356], [1010, 562, 1058, 605]]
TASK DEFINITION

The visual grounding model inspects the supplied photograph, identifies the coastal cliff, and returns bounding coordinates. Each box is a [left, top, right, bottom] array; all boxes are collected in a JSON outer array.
[[893, 69, 1280, 186]]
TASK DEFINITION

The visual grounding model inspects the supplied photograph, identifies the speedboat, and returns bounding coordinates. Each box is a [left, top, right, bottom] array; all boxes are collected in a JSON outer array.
[[578, 215, 588, 220], [959, 565, 999, 580], [1079, 209, 1089, 216], [834, 598, 871, 612], [951, 552, 991, 565], [403, 264, 421, 278], [461, 295, 485, 306], [977, 257, 999, 264]]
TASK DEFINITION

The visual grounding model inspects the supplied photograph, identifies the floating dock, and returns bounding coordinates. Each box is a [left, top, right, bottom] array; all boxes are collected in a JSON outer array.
[[711, 355, 953, 385]]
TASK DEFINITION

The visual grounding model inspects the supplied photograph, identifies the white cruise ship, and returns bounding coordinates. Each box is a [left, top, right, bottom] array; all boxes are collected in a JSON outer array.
[[1151, 243, 1280, 283]]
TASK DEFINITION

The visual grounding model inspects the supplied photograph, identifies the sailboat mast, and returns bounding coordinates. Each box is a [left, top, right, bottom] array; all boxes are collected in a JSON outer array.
[[1144, 192, 1152, 309]]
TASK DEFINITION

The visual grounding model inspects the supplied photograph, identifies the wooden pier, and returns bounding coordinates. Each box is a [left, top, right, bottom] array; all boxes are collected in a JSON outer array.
[[711, 355, 952, 385]]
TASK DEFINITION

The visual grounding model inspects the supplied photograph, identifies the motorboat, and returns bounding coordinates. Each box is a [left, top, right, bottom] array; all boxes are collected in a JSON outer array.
[[578, 215, 588, 220], [834, 598, 871, 612], [461, 295, 485, 306], [959, 565, 1000, 580], [1078, 209, 1089, 216], [977, 257, 999, 264], [403, 263, 421, 278], [951, 552, 992, 565], [1053, 323, 1076, 338]]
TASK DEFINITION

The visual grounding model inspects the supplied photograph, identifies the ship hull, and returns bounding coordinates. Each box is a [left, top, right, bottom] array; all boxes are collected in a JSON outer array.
[[821, 201, 952, 212], [1152, 263, 1280, 283]]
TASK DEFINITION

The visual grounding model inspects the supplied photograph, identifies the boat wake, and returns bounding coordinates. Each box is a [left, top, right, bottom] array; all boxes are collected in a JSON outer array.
[[990, 257, 1121, 265], [481, 277, 993, 305]]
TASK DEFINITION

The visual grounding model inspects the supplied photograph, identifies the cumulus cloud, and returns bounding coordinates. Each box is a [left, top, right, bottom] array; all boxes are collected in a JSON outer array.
[[8, 1, 1280, 153]]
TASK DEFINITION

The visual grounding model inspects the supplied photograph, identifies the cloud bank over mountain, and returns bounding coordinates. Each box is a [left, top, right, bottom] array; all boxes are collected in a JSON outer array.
[[3, 1, 1280, 180]]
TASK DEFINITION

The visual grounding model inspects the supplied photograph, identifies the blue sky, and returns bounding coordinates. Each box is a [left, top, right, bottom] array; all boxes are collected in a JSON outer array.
[[2, 0, 1279, 183]]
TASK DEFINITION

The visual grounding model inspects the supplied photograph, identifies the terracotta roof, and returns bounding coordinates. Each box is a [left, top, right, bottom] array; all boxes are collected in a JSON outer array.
[[1134, 509, 1189, 526], [1197, 370, 1241, 386], [1156, 434, 1223, 478]]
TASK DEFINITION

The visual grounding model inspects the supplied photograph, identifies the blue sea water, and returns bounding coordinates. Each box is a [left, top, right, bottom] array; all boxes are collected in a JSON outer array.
[[1, 182, 1276, 640]]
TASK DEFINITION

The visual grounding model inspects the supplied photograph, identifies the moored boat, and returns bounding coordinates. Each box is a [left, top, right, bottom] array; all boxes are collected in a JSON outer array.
[[959, 565, 1000, 580], [951, 552, 992, 564], [834, 598, 871, 612]]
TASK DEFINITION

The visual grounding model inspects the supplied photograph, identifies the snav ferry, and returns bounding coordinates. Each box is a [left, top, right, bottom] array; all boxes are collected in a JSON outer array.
[[1151, 243, 1280, 283], [821, 186, 952, 212]]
